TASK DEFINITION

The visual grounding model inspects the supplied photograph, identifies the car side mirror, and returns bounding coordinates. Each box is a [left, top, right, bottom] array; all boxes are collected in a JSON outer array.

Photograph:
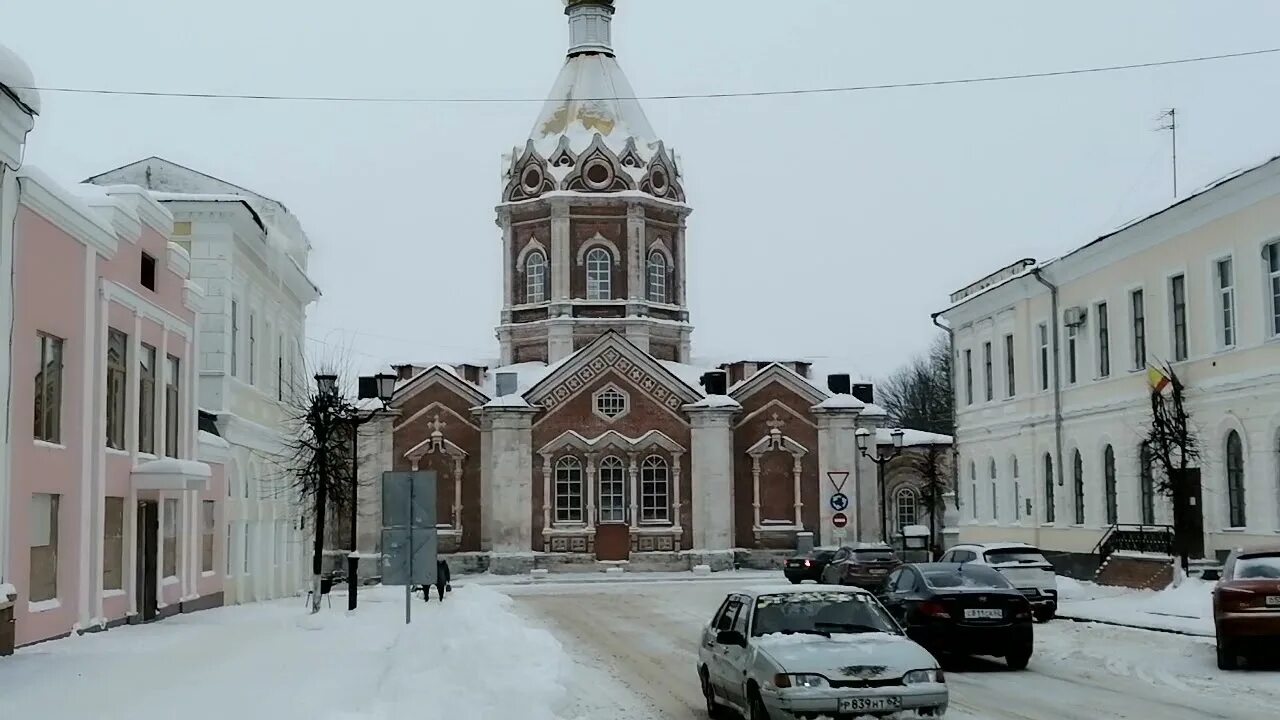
[[716, 629, 747, 647]]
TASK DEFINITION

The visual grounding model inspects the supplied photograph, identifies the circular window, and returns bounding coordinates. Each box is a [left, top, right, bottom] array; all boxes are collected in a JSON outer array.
[[521, 166, 542, 192], [650, 168, 668, 193], [584, 160, 612, 189]]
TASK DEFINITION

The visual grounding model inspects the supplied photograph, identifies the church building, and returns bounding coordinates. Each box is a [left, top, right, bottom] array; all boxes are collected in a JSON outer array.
[[364, 0, 951, 572]]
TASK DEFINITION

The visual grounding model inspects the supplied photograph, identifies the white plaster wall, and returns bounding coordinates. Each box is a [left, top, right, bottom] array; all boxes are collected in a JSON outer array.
[[486, 411, 535, 552], [689, 408, 736, 551], [815, 411, 860, 546]]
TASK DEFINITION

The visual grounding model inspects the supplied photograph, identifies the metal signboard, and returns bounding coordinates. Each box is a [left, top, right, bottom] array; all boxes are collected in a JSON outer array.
[[380, 471, 438, 624]]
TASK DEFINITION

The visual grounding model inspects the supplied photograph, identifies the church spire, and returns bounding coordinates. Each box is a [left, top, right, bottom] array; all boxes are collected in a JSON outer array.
[[564, 0, 616, 58]]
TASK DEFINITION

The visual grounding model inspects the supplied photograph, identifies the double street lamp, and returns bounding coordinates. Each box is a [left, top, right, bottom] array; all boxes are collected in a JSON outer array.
[[314, 372, 396, 611], [855, 427, 904, 545]]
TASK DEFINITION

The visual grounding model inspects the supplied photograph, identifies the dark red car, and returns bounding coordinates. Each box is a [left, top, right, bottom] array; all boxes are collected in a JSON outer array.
[[1213, 546, 1280, 669]]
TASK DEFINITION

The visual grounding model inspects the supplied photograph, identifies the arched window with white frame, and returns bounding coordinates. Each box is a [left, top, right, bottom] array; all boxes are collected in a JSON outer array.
[[586, 247, 612, 300], [1011, 455, 1021, 523], [598, 456, 627, 523], [989, 458, 999, 522], [1226, 430, 1246, 528], [647, 251, 668, 303], [1044, 453, 1056, 523], [640, 455, 670, 523], [968, 461, 977, 522], [895, 486, 919, 535], [1103, 445, 1117, 525], [554, 457, 584, 524], [525, 250, 547, 304]]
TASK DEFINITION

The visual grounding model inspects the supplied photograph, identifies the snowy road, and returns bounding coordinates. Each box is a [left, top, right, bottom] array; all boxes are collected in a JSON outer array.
[[503, 578, 1280, 720]]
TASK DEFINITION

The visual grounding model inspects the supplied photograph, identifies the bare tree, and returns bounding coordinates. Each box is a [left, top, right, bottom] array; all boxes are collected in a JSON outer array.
[[905, 443, 950, 556], [1143, 364, 1201, 569], [879, 334, 953, 436]]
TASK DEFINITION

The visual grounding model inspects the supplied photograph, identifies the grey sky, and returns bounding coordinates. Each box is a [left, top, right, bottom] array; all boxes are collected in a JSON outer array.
[[9, 0, 1280, 381]]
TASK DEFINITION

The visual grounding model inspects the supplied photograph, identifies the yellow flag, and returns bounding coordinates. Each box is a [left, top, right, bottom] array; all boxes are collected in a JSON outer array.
[[1147, 365, 1171, 393]]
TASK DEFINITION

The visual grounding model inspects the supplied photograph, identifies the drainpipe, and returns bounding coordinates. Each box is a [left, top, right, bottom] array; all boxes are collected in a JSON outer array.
[[929, 312, 956, 553], [1031, 268, 1065, 508]]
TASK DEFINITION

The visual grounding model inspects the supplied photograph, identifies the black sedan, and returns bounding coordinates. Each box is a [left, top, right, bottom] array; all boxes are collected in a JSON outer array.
[[877, 562, 1035, 670], [782, 547, 837, 583]]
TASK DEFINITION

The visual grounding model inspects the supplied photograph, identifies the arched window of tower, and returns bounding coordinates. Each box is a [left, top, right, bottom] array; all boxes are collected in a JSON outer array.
[[647, 251, 667, 304], [525, 251, 548, 304], [586, 247, 612, 300]]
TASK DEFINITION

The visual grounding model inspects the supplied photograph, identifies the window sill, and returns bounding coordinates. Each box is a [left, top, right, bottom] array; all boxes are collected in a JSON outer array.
[[1221, 527, 1246, 533], [105, 447, 130, 457], [201, 571, 216, 578], [28, 598, 61, 613], [137, 452, 157, 461], [34, 439, 66, 450], [162, 576, 179, 586], [103, 588, 126, 598]]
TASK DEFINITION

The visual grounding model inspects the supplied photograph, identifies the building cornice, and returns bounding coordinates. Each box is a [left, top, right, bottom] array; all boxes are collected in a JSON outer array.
[[17, 167, 118, 257]]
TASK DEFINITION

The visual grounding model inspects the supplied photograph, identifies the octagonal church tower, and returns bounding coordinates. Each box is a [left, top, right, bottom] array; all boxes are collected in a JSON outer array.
[[496, 0, 693, 366]]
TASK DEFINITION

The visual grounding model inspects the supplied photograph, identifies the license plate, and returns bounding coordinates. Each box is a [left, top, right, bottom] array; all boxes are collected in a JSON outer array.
[[1266, 596, 1280, 607], [964, 608, 1004, 619], [870, 569, 887, 575], [839, 697, 901, 713]]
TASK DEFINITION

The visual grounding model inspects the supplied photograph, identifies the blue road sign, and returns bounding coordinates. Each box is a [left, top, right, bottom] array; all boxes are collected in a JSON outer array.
[[830, 493, 849, 512]]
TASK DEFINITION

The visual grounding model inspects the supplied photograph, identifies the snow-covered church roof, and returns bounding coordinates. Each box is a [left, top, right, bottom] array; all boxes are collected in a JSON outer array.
[[0, 41, 40, 115]]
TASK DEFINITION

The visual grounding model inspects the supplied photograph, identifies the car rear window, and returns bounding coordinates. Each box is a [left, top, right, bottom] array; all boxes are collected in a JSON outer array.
[[925, 566, 1012, 589], [810, 549, 836, 562], [984, 548, 1049, 566], [852, 549, 897, 562], [1235, 554, 1280, 579]]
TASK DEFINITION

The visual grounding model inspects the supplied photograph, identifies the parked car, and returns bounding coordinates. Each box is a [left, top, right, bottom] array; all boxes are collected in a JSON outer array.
[[878, 563, 1035, 670], [784, 547, 838, 584], [1213, 546, 1280, 670], [939, 543, 1058, 622], [820, 544, 902, 589], [697, 585, 948, 719]]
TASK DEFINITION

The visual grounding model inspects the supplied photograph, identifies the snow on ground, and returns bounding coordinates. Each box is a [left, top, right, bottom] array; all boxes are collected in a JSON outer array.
[[455, 567, 779, 588], [1058, 575, 1215, 636], [0, 585, 574, 720]]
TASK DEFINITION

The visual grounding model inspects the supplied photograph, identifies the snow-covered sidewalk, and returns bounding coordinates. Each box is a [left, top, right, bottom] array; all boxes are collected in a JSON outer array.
[[1057, 575, 1215, 636], [0, 585, 574, 720]]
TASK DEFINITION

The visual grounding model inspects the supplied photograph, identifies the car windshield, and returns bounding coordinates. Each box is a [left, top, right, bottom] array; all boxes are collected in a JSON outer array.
[[925, 566, 1012, 589], [752, 591, 899, 637], [852, 549, 897, 562], [1235, 554, 1280, 579], [984, 548, 1049, 565]]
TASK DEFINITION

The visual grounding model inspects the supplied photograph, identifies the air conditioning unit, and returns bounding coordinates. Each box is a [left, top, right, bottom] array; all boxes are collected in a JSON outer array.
[[1063, 306, 1087, 327]]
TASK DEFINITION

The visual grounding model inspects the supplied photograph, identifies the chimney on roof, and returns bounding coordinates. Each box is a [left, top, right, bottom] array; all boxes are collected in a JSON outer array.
[[495, 372, 519, 397], [851, 383, 874, 404], [700, 371, 728, 396], [826, 374, 851, 395]]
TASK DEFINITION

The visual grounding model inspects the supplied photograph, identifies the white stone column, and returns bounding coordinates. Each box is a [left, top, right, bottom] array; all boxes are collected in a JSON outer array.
[[670, 452, 683, 528], [585, 455, 597, 525], [686, 402, 740, 551], [547, 320, 575, 363], [550, 202, 571, 302], [541, 454, 553, 535], [481, 406, 537, 552], [500, 211, 514, 311], [452, 456, 464, 532], [792, 457, 804, 527], [675, 220, 689, 307], [628, 455, 639, 528], [813, 406, 861, 546], [854, 416, 884, 543], [478, 413, 494, 551], [626, 203, 645, 301], [750, 456, 762, 530]]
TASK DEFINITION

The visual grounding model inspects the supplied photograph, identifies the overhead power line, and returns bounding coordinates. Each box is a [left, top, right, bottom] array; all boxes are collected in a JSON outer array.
[[13, 46, 1280, 104]]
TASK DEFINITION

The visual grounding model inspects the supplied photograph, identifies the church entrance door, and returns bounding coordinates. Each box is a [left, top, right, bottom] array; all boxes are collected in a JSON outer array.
[[596, 457, 631, 561]]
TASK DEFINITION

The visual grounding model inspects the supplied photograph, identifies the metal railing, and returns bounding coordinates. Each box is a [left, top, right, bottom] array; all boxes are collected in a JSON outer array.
[[1092, 523, 1176, 564]]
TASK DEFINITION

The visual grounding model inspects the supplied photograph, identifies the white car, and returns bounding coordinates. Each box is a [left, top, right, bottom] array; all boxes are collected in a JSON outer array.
[[697, 585, 948, 719], [939, 543, 1059, 622]]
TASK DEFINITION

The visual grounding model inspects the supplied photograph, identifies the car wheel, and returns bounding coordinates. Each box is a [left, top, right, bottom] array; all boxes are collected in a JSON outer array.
[[1034, 608, 1055, 623], [787, 576, 800, 585], [747, 685, 772, 720], [1216, 638, 1239, 671], [1006, 646, 1032, 670], [699, 668, 727, 719]]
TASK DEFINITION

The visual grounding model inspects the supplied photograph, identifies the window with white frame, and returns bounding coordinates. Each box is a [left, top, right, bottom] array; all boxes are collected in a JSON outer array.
[[1226, 430, 1246, 528], [1130, 289, 1146, 370], [29, 493, 60, 603], [598, 456, 627, 523], [554, 457, 584, 523], [989, 458, 998, 521], [1065, 324, 1078, 384], [202, 501, 216, 572], [1268, 242, 1280, 337], [963, 349, 973, 405], [594, 386, 628, 420], [1003, 333, 1015, 398], [225, 523, 233, 576], [165, 355, 180, 457], [1139, 441, 1156, 525], [163, 497, 179, 577], [647, 251, 667, 303], [895, 486, 919, 534], [1044, 453, 1055, 523], [1011, 456, 1021, 521], [1096, 301, 1110, 378], [1072, 449, 1085, 525], [525, 250, 547, 304], [139, 343, 157, 455], [106, 329, 128, 450], [104, 497, 124, 590], [640, 455, 670, 523], [34, 332, 64, 443], [1170, 274, 1188, 361], [1103, 445, 1117, 525], [983, 342, 993, 402], [585, 247, 611, 300], [1037, 323, 1049, 391], [1216, 257, 1236, 348], [242, 522, 251, 574], [969, 461, 977, 521]]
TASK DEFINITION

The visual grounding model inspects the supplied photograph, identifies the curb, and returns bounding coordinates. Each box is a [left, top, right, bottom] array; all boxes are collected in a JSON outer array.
[[1056, 613, 1213, 638], [455, 572, 777, 588]]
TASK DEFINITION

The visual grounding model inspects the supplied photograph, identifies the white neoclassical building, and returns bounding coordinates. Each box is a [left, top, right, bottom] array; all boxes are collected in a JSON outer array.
[[938, 153, 1280, 570], [87, 158, 321, 603]]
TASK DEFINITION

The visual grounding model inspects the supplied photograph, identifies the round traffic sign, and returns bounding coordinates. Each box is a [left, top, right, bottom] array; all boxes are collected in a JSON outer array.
[[830, 493, 849, 512], [832, 512, 848, 528]]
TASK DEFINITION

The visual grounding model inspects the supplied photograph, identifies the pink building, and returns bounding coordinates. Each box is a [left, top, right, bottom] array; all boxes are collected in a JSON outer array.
[[5, 167, 225, 647]]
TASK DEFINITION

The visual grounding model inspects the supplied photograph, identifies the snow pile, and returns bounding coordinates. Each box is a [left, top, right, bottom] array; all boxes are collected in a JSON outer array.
[[0, 585, 574, 720], [1057, 576, 1216, 635]]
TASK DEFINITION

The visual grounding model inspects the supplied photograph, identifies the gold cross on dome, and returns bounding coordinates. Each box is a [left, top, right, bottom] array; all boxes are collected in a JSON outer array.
[[766, 413, 786, 430]]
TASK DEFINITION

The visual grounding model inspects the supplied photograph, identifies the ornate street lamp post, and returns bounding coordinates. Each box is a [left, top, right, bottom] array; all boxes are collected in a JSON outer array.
[[856, 428, 905, 545]]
